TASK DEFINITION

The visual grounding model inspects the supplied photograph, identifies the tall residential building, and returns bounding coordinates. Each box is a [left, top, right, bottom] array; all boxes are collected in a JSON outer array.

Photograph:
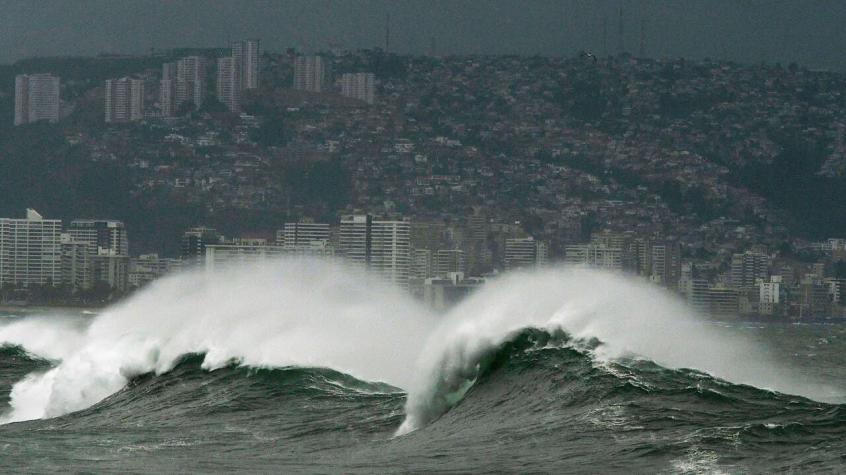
[[160, 62, 177, 117], [649, 240, 681, 289], [0, 209, 62, 286], [128, 254, 183, 288], [564, 243, 622, 271], [411, 248, 434, 281], [339, 215, 411, 287], [67, 219, 129, 291], [216, 57, 241, 112], [232, 39, 260, 90], [14, 74, 60, 126], [435, 249, 466, 277], [181, 226, 223, 266], [339, 215, 372, 265], [729, 251, 769, 288], [204, 243, 285, 272], [293, 55, 331, 92], [370, 220, 411, 288], [61, 233, 92, 290], [68, 219, 129, 257], [105, 77, 144, 123], [277, 221, 331, 248], [759, 276, 782, 316], [505, 237, 548, 270], [175, 56, 207, 111], [340, 72, 375, 104]]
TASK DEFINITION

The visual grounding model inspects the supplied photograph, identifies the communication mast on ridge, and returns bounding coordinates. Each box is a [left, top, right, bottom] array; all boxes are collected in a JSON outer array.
[[385, 12, 391, 52], [617, 6, 625, 54]]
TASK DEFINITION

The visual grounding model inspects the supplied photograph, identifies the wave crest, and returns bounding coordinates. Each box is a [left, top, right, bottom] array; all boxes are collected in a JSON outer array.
[[397, 269, 842, 434]]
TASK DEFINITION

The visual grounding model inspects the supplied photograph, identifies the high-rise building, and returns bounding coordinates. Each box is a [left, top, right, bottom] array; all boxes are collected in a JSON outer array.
[[564, 243, 622, 270], [293, 55, 331, 92], [505, 237, 548, 270], [216, 57, 241, 112], [204, 242, 286, 272], [175, 56, 207, 111], [435, 249, 466, 277], [370, 220, 411, 288], [339, 215, 411, 287], [68, 219, 129, 257], [277, 221, 331, 248], [759, 276, 782, 316], [160, 62, 177, 117], [128, 254, 182, 288], [232, 39, 260, 90], [730, 251, 769, 288], [339, 215, 372, 266], [411, 248, 434, 281], [340, 72, 375, 104], [67, 219, 129, 291], [61, 233, 92, 290], [105, 77, 144, 123], [649, 240, 681, 289], [181, 227, 223, 266], [0, 209, 62, 286], [14, 74, 60, 126]]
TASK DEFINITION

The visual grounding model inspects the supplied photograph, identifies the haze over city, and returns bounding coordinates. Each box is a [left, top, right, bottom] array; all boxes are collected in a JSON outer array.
[[2, 0, 846, 70]]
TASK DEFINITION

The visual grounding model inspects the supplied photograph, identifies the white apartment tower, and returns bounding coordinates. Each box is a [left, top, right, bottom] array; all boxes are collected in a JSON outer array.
[[105, 77, 144, 123], [277, 221, 331, 247], [339, 215, 411, 287], [232, 39, 260, 90], [505, 237, 548, 270], [730, 251, 769, 288], [564, 243, 622, 270], [175, 56, 207, 110], [293, 55, 331, 92], [14, 74, 60, 126], [0, 209, 62, 286], [340, 72, 375, 104], [370, 220, 411, 288], [435, 249, 466, 277], [216, 57, 241, 112], [339, 215, 372, 266]]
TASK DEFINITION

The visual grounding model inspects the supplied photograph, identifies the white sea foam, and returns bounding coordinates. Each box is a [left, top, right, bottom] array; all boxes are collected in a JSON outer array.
[[396, 268, 842, 434], [0, 261, 840, 429], [0, 258, 436, 423]]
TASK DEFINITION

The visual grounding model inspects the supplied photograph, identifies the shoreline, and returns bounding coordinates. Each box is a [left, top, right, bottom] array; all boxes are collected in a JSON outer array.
[[0, 305, 101, 314]]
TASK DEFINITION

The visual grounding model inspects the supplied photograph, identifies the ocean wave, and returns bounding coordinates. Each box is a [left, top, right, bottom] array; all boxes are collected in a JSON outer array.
[[0, 259, 842, 432]]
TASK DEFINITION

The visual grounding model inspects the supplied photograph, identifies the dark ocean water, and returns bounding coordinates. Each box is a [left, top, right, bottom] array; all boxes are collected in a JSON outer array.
[[1, 313, 844, 474]]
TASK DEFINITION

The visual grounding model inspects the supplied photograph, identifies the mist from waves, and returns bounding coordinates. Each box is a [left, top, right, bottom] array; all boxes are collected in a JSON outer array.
[[0, 258, 436, 423], [0, 259, 840, 432]]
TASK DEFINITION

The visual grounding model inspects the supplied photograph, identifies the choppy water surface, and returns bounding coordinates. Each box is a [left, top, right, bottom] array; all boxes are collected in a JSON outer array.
[[1, 261, 844, 473]]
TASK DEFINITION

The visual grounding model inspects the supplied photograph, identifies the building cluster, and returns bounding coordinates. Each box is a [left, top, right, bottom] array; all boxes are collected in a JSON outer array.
[[160, 39, 261, 116], [2, 206, 846, 319], [6, 47, 846, 317], [0, 209, 130, 299]]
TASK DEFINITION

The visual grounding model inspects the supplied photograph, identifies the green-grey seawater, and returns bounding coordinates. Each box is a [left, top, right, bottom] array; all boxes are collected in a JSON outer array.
[[1, 262, 845, 473], [1, 318, 844, 473]]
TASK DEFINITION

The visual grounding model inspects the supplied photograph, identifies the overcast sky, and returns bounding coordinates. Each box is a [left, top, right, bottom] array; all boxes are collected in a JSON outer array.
[[1, 0, 844, 70]]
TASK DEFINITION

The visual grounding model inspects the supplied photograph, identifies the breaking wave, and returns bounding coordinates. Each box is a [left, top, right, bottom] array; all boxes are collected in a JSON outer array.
[[0, 259, 841, 432]]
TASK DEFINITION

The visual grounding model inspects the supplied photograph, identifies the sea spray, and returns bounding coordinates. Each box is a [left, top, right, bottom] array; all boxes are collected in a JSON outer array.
[[0, 258, 436, 423], [397, 268, 842, 434], [0, 261, 841, 429]]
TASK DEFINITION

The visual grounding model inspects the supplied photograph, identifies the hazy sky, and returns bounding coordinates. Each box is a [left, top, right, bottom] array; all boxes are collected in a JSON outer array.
[[1, 0, 844, 70]]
